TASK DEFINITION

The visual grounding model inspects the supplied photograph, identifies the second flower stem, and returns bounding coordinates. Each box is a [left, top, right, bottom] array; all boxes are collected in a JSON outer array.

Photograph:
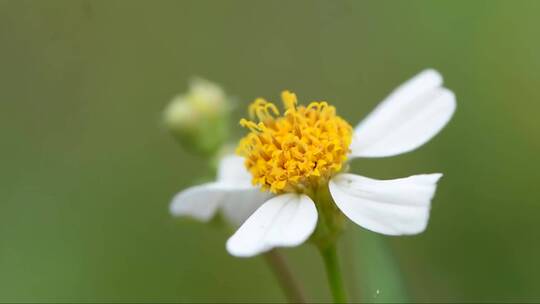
[[264, 249, 307, 303], [320, 243, 347, 303]]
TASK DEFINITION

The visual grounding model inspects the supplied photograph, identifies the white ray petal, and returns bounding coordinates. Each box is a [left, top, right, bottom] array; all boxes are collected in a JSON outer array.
[[216, 154, 253, 188], [215, 154, 272, 225], [350, 69, 456, 158], [226, 194, 318, 257], [169, 182, 225, 221], [170, 182, 270, 224], [329, 173, 442, 235], [221, 189, 273, 226], [170, 154, 269, 224]]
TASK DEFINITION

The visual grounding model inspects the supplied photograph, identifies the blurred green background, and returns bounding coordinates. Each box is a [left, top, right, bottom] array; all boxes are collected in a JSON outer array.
[[1, 0, 539, 302]]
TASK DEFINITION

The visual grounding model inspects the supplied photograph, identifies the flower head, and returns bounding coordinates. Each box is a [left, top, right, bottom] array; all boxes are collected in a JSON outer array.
[[237, 91, 352, 194], [225, 69, 456, 257]]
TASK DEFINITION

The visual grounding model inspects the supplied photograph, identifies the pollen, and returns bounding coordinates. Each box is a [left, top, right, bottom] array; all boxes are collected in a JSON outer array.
[[237, 91, 353, 194]]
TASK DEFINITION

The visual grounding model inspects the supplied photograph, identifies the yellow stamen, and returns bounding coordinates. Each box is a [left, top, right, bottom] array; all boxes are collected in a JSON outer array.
[[237, 90, 353, 194], [281, 90, 298, 111]]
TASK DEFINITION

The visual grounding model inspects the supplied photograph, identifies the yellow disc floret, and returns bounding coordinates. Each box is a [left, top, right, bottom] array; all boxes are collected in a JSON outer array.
[[237, 91, 353, 194]]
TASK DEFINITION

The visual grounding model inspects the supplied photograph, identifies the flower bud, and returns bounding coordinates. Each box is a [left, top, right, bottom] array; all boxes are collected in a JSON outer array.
[[163, 78, 231, 156]]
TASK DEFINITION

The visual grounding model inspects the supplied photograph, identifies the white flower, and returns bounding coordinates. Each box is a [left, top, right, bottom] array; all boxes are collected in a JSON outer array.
[[170, 154, 271, 226], [171, 69, 456, 258], [230, 69, 455, 257]]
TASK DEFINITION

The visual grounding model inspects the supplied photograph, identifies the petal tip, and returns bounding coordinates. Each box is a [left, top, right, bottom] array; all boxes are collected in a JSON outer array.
[[225, 236, 266, 258], [169, 192, 189, 217], [425, 173, 444, 183], [433, 172, 444, 180], [169, 195, 181, 216], [421, 68, 443, 83], [168, 185, 222, 222]]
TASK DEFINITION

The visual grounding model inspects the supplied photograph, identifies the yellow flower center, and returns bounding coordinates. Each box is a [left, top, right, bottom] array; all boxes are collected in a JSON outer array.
[[237, 91, 353, 194]]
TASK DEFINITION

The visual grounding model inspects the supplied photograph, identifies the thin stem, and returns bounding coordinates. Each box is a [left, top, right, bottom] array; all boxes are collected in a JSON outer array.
[[320, 243, 347, 303], [263, 249, 307, 303]]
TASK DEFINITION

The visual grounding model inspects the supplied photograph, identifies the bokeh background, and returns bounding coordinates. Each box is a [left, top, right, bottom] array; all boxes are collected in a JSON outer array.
[[1, 0, 539, 302]]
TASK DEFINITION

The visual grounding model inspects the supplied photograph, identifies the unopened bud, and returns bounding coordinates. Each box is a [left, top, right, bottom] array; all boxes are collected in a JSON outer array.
[[163, 77, 231, 156]]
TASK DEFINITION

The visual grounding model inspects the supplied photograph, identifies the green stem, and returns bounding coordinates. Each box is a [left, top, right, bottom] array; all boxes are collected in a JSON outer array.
[[320, 244, 348, 303], [263, 250, 307, 303]]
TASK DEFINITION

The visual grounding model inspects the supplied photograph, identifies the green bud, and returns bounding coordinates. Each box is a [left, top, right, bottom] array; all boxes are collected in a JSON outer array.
[[163, 77, 231, 156]]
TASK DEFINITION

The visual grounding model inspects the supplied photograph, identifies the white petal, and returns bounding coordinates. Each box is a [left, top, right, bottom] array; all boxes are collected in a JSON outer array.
[[221, 189, 273, 226], [350, 69, 456, 158], [329, 173, 442, 235], [170, 181, 269, 225], [226, 194, 318, 257], [169, 182, 224, 221], [215, 154, 271, 225], [216, 154, 253, 188], [170, 154, 267, 224]]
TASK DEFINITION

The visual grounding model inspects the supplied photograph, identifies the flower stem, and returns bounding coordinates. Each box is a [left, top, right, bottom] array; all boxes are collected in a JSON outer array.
[[263, 249, 307, 303], [320, 243, 347, 303]]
